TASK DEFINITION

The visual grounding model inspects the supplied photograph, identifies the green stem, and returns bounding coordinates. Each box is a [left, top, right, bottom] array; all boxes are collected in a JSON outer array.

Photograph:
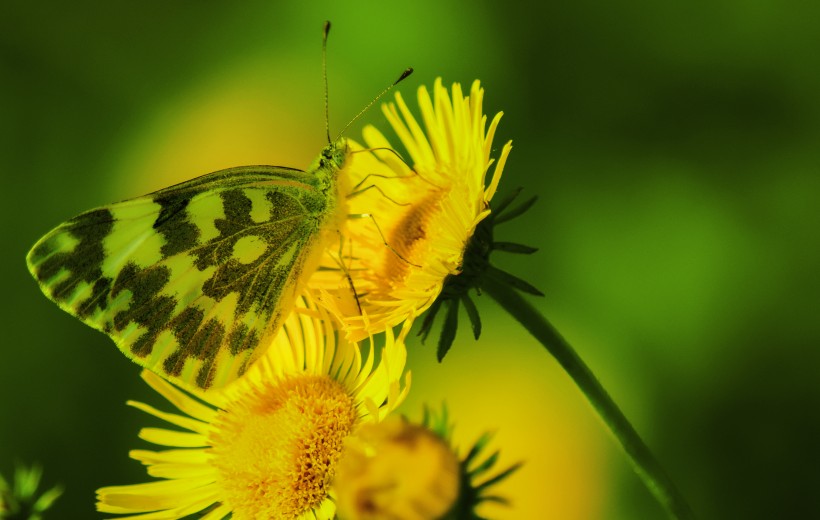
[[482, 273, 696, 519]]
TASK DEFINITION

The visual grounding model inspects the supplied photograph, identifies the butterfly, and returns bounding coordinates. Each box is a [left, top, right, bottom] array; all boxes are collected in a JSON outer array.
[[26, 20, 413, 392], [26, 139, 350, 391]]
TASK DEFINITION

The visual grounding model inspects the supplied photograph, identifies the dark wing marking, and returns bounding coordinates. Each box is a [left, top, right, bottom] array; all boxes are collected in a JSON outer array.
[[27, 165, 332, 391]]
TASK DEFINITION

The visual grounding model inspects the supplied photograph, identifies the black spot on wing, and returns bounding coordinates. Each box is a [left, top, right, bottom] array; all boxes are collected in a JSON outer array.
[[192, 188, 310, 272], [268, 190, 308, 218], [77, 277, 113, 318], [111, 262, 175, 357], [153, 192, 200, 258], [111, 262, 170, 306], [193, 319, 226, 389], [28, 169, 337, 390], [162, 302, 260, 389], [34, 209, 114, 303], [227, 323, 260, 356], [163, 315, 225, 390], [202, 248, 294, 316], [29, 238, 56, 266], [148, 186, 321, 388], [167, 307, 205, 355], [223, 188, 255, 222], [192, 189, 255, 270], [191, 188, 311, 313], [129, 297, 177, 357]]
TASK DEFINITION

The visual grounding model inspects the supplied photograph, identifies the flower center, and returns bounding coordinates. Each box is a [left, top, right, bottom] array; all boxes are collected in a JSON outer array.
[[333, 418, 460, 520], [209, 374, 357, 518], [385, 190, 444, 282]]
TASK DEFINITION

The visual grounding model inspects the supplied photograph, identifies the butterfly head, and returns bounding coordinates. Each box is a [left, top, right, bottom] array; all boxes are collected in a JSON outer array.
[[321, 136, 349, 171]]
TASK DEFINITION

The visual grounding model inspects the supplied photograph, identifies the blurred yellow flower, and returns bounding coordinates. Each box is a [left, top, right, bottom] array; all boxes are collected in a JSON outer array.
[[97, 299, 410, 520], [333, 407, 521, 520], [333, 417, 460, 520], [310, 79, 511, 341]]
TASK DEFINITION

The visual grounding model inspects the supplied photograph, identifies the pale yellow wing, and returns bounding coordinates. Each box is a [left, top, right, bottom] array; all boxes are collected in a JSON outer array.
[[27, 165, 330, 391]]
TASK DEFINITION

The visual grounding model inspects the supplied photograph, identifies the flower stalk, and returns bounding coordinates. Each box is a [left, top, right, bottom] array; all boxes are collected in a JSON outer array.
[[418, 181, 696, 518], [481, 273, 696, 520]]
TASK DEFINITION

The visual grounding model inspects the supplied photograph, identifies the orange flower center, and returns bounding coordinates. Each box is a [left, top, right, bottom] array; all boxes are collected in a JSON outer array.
[[333, 418, 460, 520], [209, 374, 357, 518], [385, 190, 444, 282]]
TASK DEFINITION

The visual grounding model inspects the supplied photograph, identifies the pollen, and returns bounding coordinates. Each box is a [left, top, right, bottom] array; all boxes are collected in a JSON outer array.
[[209, 374, 357, 519], [385, 190, 445, 282]]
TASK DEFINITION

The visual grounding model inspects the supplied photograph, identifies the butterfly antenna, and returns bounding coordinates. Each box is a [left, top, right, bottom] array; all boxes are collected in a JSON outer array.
[[323, 21, 332, 144], [336, 67, 414, 141]]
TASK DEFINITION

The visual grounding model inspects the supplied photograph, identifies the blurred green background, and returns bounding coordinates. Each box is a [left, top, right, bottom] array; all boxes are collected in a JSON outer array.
[[2, 1, 820, 518]]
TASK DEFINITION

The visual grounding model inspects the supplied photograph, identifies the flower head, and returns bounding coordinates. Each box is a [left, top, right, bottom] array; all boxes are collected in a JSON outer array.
[[332, 406, 521, 520], [97, 299, 410, 520], [310, 79, 511, 341], [333, 417, 460, 520]]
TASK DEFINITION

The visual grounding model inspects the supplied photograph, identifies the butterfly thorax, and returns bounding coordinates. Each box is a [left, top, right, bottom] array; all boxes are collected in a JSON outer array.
[[302, 136, 350, 241], [300, 135, 349, 240], [308, 137, 348, 190]]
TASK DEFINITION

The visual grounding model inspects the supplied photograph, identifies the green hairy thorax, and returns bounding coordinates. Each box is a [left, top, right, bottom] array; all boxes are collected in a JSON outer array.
[[26, 137, 351, 392]]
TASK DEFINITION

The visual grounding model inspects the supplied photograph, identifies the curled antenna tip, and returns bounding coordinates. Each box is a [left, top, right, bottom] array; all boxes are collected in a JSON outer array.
[[395, 67, 414, 85], [324, 21, 331, 36]]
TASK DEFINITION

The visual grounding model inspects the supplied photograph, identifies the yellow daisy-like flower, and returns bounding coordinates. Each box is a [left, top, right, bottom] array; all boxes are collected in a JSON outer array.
[[97, 299, 410, 520], [311, 78, 511, 341], [333, 417, 461, 520], [333, 407, 521, 520]]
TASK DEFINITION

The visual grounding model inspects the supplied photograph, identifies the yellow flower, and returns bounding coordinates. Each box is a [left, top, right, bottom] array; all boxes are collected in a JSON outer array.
[[310, 78, 511, 341], [333, 407, 521, 520], [333, 417, 460, 520], [97, 299, 410, 520]]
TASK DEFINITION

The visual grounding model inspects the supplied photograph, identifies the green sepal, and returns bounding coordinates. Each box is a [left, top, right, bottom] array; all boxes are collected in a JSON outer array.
[[493, 194, 537, 225], [492, 241, 538, 254], [461, 293, 482, 340], [438, 298, 460, 361], [488, 187, 523, 218], [418, 297, 445, 343]]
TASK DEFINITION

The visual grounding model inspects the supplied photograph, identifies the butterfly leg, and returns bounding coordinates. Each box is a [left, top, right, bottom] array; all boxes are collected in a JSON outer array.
[[349, 147, 441, 188], [330, 230, 363, 315], [346, 184, 411, 206], [346, 213, 422, 268]]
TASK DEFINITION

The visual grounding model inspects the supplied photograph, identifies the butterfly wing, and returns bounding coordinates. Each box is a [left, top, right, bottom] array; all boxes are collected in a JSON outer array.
[[27, 165, 335, 391]]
